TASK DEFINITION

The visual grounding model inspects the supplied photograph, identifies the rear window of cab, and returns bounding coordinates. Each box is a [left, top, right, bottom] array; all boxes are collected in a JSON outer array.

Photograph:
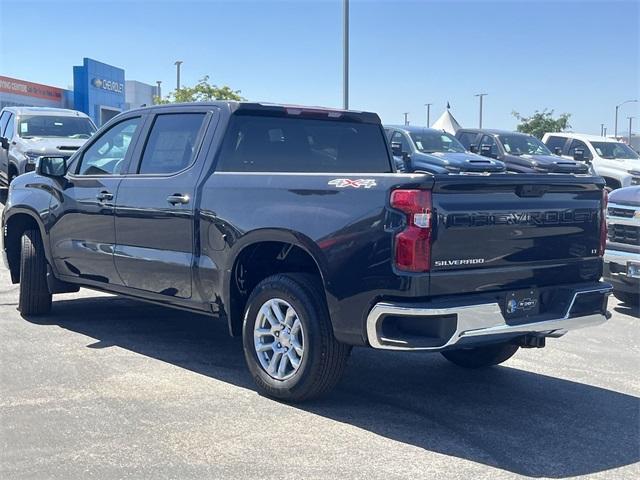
[[216, 115, 391, 173]]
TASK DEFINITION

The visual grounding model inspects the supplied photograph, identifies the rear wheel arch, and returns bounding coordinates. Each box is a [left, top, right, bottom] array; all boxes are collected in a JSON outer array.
[[223, 232, 331, 337]]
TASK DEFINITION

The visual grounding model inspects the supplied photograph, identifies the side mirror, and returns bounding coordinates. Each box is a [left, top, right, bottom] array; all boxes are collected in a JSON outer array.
[[469, 145, 478, 153], [553, 146, 562, 155], [0, 137, 9, 150], [391, 142, 403, 157], [480, 144, 493, 157], [402, 152, 412, 171], [37, 156, 67, 177], [573, 149, 585, 162]]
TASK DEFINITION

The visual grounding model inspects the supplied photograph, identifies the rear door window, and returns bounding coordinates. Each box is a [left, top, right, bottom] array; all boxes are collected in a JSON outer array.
[[216, 115, 391, 173], [137, 113, 207, 174]]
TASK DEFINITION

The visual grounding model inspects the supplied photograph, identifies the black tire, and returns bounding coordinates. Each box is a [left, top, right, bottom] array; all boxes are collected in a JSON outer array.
[[441, 342, 519, 369], [613, 290, 639, 307], [18, 229, 52, 316], [242, 273, 349, 402]]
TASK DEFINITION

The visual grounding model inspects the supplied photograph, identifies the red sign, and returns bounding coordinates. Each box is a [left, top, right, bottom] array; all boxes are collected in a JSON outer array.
[[0, 76, 63, 101]]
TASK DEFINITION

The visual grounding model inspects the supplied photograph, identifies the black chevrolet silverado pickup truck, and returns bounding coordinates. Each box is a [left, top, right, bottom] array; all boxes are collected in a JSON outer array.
[[2, 102, 612, 401]]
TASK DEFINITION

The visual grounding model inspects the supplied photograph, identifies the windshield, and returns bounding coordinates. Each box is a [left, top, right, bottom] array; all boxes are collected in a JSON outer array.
[[499, 134, 552, 156], [18, 115, 96, 139], [590, 142, 639, 160], [409, 131, 466, 153]]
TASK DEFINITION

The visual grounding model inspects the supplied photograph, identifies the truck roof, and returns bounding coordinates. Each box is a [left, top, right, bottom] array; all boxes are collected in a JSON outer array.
[[384, 125, 450, 134], [1, 106, 90, 118], [542, 132, 619, 143], [125, 101, 382, 124], [456, 128, 528, 136]]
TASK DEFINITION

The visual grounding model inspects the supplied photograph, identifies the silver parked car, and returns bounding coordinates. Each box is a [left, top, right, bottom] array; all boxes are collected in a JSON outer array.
[[603, 186, 640, 307], [0, 107, 96, 187]]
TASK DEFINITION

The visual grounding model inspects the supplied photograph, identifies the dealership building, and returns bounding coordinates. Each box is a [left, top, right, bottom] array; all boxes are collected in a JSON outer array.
[[0, 57, 159, 126]]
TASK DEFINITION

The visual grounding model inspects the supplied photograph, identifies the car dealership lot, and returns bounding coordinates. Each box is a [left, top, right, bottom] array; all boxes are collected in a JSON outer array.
[[0, 240, 638, 479]]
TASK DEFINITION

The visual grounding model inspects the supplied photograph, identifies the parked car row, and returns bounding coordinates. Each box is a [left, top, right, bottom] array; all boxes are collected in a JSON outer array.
[[457, 128, 590, 174], [542, 132, 640, 190], [384, 126, 505, 174], [384, 123, 640, 191]]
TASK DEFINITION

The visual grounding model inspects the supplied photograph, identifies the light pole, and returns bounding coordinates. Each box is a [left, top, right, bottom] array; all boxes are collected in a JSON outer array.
[[615, 99, 637, 138], [156, 80, 162, 100], [628, 117, 634, 145], [475, 93, 487, 128], [403, 112, 409, 126], [600, 123, 604, 136], [343, 0, 349, 110], [174, 60, 183, 91], [603, 127, 607, 136], [424, 103, 432, 127]]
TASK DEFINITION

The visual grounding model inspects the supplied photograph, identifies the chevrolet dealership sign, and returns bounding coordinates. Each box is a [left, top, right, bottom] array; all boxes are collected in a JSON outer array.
[[91, 77, 124, 93]]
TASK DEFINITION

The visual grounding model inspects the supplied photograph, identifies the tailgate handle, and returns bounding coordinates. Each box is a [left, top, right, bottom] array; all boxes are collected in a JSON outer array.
[[517, 185, 548, 197]]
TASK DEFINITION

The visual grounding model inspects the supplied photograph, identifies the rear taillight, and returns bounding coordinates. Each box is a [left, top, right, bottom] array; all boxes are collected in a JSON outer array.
[[599, 188, 608, 256], [390, 189, 432, 272]]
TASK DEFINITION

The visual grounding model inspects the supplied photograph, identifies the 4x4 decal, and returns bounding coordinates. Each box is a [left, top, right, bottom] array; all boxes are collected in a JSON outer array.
[[328, 178, 377, 189]]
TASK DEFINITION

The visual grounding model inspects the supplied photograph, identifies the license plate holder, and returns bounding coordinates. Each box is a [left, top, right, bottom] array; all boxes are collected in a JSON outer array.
[[504, 289, 540, 321]]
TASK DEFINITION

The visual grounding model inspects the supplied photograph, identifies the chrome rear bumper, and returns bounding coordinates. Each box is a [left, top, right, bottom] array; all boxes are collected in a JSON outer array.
[[366, 284, 612, 351]]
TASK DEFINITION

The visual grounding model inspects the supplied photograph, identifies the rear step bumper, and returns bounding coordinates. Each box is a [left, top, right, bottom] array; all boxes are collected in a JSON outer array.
[[366, 283, 613, 351]]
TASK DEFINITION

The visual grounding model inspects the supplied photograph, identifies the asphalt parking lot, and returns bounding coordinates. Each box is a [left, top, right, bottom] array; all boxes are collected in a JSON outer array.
[[0, 217, 638, 479]]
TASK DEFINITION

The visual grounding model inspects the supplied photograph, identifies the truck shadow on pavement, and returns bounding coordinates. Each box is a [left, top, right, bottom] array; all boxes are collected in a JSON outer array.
[[26, 295, 639, 479]]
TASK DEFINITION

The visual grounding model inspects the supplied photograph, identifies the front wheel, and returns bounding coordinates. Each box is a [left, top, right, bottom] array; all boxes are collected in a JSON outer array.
[[18, 229, 52, 316], [441, 342, 519, 368], [613, 290, 639, 307], [242, 273, 350, 402]]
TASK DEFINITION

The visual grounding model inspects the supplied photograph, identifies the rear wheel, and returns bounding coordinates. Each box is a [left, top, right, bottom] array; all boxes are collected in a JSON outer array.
[[613, 290, 639, 307], [441, 342, 519, 368], [242, 273, 350, 402], [18, 229, 52, 316]]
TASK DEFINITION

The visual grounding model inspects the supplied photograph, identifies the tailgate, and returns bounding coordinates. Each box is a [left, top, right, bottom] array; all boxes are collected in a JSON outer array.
[[429, 175, 604, 296]]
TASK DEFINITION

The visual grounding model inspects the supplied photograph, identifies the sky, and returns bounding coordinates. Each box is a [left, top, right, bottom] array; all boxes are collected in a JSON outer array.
[[1, 0, 638, 134]]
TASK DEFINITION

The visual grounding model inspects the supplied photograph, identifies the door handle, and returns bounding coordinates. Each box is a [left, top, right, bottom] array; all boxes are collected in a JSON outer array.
[[167, 193, 190, 205], [96, 191, 114, 202]]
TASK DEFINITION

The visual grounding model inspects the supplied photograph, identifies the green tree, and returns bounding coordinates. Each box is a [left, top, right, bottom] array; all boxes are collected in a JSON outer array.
[[512, 109, 571, 139], [154, 75, 245, 104]]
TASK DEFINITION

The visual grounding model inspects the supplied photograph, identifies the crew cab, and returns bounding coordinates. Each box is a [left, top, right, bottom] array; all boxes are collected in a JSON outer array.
[[385, 126, 506, 174], [604, 186, 640, 307], [456, 128, 590, 174], [2, 102, 612, 402], [0, 107, 96, 188], [543, 132, 640, 190]]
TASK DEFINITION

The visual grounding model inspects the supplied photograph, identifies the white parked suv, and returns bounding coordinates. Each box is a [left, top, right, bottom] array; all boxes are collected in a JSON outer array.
[[0, 107, 96, 188], [542, 132, 640, 190]]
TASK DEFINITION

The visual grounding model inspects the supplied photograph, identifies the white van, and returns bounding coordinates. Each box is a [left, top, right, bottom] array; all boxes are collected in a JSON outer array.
[[542, 132, 640, 190]]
